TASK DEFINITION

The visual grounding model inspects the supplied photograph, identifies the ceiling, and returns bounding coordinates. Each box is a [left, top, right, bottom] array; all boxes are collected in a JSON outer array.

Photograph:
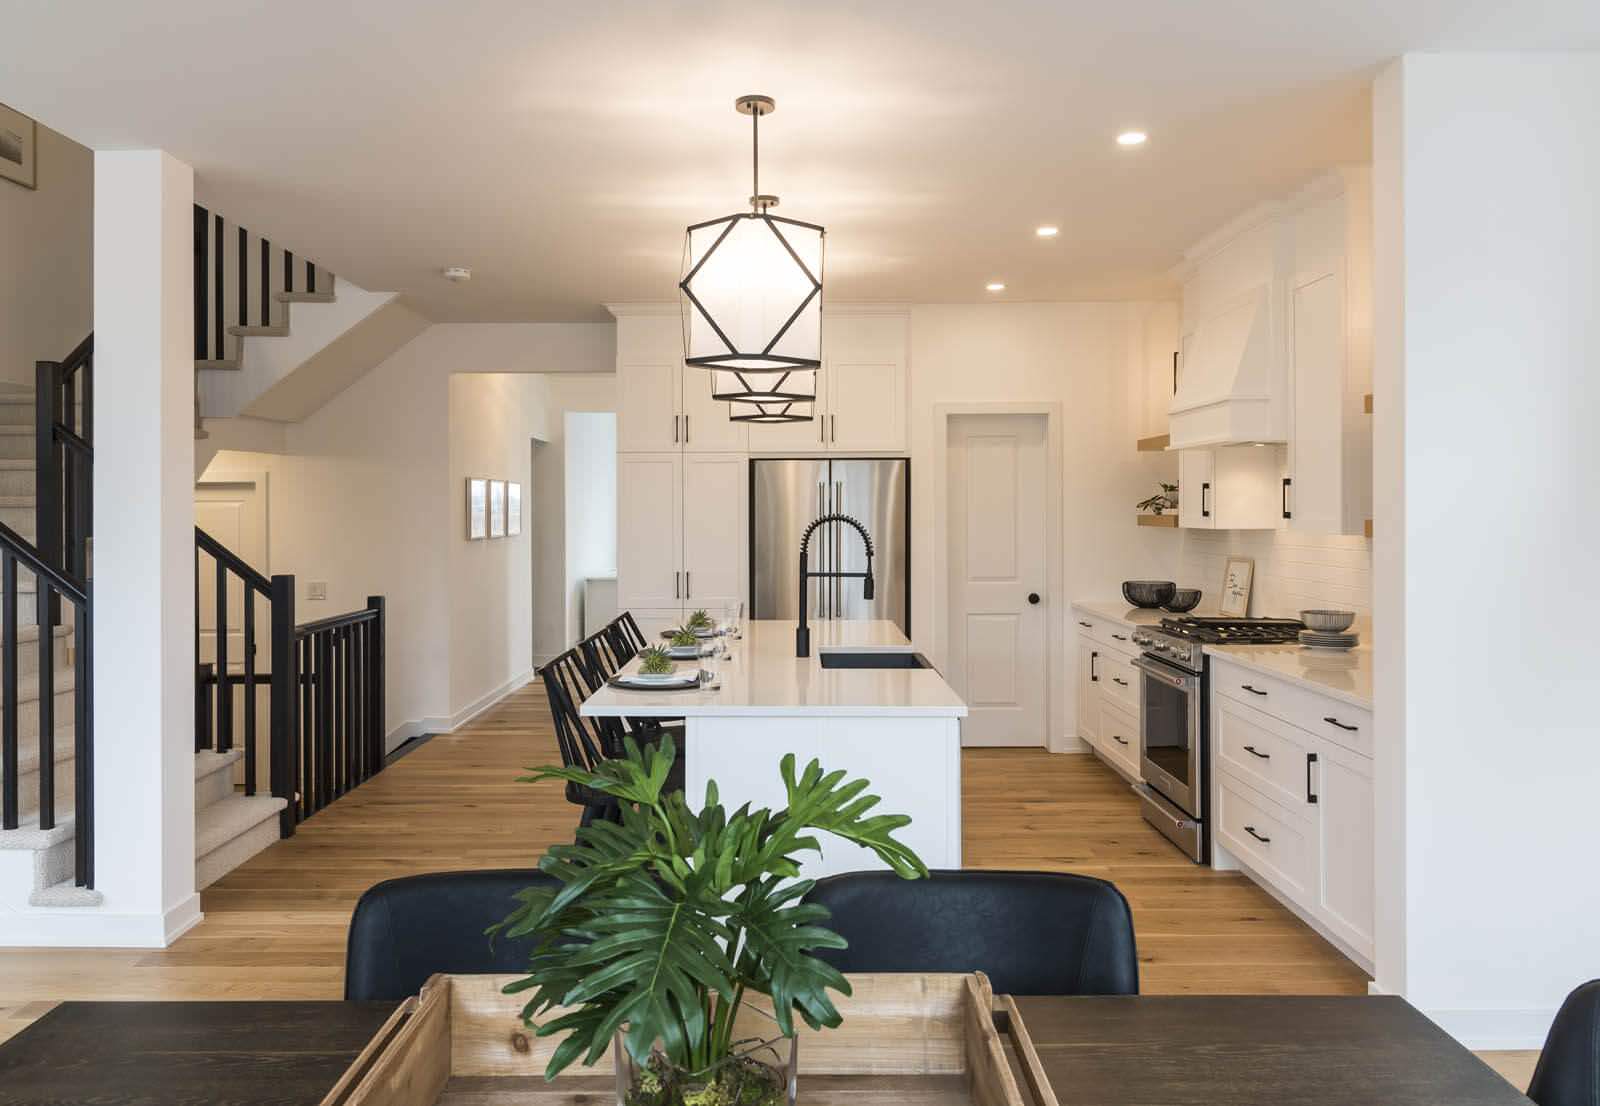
[[4, 1, 1597, 322]]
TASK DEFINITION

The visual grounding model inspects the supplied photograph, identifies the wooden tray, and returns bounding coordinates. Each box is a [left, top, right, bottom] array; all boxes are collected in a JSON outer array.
[[320, 972, 1052, 1106]]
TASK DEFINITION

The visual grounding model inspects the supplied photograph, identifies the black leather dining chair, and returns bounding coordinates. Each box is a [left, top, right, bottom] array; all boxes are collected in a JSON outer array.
[[344, 869, 555, 1000], [802, 869, 1139, 996], [1529, 980, 1600, 1106]]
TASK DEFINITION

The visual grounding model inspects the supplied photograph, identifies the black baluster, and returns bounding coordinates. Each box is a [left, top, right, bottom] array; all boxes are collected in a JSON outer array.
[[194, 205, 208, 360], [237, 226, 248, 328], [215, 559, 230, 752], [318, 630, 333, 812], [260, 237, 270, 326], [269, 574, 296, 837], [243, 584, 256, 795], [1, 552, 15, 830], [213, 214, 223, 360], [354, 620, 366, 782], [37, 582, 54, 830], [284, 249, 294, 295], [343, 623, 355, 792], [74, 590, 92, 887], [368, 597, 385, 775]]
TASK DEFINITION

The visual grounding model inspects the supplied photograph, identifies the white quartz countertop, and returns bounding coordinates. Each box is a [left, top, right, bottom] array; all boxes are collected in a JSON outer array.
[[1203, 643, 1374, 709], [1073, 598, 1373, 709], [580, 620, 968, 719]]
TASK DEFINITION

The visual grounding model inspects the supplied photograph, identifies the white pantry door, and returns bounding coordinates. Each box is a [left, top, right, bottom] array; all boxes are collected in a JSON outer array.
[[946, 414, 1047, 747]]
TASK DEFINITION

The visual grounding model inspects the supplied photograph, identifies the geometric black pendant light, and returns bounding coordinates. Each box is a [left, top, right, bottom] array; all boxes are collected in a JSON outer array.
[[680, 94, 824, 423]]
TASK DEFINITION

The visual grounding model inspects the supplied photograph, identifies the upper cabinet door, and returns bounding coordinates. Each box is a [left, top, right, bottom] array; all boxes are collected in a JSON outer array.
[[681, 454, 746, 611], [825, 313, 908, 453], [1213, 444, 1288, 531], [617, 361, 680, 452], [616, 452, 684, 611], [1177, 449, 1215, 529], [1286, 269, 1347, 534], [747, 399, 830, 452], [678, 365, 749, 453]]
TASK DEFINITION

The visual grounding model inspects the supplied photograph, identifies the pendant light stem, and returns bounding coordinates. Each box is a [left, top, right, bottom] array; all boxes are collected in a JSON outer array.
[[751, 106, 760, 210]]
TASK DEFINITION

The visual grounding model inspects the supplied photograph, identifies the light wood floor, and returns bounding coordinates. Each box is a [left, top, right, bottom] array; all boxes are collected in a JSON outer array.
[[0, 682, 1538, 1089]]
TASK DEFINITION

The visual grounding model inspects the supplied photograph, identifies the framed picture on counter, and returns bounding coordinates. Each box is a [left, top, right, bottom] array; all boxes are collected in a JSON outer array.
[[507, 482, 522, 536], [489, 479, 506, 538], [1220, 556, 1254, 617], [466, 478, 488, 540]]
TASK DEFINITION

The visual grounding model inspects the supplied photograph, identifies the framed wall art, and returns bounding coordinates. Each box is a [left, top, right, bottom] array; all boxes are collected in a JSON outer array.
[[0, 103, 37, 190], [507, 482, 522, 536], [1219, 556, 1255, 618], [489, 479, 506, 538], [466, 478, 488, 540]]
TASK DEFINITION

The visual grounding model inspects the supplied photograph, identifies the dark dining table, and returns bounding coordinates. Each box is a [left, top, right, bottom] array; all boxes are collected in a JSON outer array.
[[0, 994, 1532, 1105]]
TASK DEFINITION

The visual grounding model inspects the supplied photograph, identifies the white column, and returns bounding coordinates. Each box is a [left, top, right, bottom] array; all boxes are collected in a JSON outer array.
[[86, 150, 199, 945], [1372, 53, 1600, 1048]]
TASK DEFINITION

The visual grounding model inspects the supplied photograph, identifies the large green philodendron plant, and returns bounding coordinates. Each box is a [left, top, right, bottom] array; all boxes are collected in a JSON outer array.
[[493, 734, 927, 1081]]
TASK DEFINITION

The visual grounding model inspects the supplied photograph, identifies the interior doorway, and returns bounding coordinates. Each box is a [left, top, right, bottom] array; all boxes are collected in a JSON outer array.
[[945, 413, 1049, 747]]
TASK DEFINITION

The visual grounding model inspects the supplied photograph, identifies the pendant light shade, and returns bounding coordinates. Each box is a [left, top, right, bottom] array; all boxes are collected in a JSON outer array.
[[681, 95, 824, 417]]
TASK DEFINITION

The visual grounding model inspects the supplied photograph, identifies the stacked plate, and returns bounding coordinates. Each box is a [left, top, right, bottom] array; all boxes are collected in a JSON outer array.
[[1299, 629, 1359, 650]]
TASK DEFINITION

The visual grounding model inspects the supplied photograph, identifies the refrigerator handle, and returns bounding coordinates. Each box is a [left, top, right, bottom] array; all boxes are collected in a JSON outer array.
[[834, 480, 844, 620], [816, 481, 826, 620]]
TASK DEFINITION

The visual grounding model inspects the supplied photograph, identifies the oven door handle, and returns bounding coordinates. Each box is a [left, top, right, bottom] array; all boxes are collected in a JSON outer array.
[[1132, 655, 1199, 690]]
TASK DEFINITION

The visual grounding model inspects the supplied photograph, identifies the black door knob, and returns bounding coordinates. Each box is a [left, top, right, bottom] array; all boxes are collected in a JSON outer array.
[[1027, 592, 1041, 605]]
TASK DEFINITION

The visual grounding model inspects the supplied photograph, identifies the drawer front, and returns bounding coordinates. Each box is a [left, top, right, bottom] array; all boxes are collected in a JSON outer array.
[[1099, 651, 1140, 713], [1216, 776, 1314, 906], [1097, 699, 1141, 779], [1211, 659, 1373, 757], [1215, 697, 1315, 814], [1072, 612, 1141, 658]]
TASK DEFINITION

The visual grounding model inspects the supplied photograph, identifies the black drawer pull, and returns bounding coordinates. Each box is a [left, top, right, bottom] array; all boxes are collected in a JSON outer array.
[[1078, 620, 1093, 628], [1111, 677, 1128, 687], [1242, 744, 1270, 760], [1241, 684, 1268, 696], [1112, 633, 1128, 641], [1243, 825, 1272, 844], [1323, 716, 1358, 732], [1111, 734, 1129, 746]]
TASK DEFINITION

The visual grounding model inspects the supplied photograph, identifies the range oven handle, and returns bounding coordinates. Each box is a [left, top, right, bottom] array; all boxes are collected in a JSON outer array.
[[1132, 654, 1199, 690]]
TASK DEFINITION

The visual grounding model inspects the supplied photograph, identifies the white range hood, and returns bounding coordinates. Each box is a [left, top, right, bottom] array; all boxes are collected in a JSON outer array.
[[1168, 284, 1284, 448]]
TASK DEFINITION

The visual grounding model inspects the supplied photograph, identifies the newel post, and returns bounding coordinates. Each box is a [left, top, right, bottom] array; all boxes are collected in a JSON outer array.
[[366, 595, 385, 773]]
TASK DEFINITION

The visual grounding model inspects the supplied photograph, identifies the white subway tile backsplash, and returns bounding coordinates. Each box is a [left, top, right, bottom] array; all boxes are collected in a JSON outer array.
[[1179, 529, 1371, 619]]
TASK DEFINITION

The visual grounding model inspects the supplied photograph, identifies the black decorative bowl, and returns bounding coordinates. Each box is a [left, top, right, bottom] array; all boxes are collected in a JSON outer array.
[[1163, 588, 1203, 613], [1122, 580, 1177, 609]]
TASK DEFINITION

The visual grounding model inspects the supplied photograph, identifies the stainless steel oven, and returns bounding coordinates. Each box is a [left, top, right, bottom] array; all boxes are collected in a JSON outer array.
[[1130, 627, 1208, 863]]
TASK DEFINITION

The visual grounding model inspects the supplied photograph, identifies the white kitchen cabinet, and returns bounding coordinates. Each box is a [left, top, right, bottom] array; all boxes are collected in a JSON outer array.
[[681, 454, 746, 611], [1076, 632, 1100, 748], [617, 360, 680, 452], [613, 310, 747, 454], [1177, 445, 1286, 530], [680, 368, 749, 453], [616, 453, 684, 611], [748, 310, 908, 455], [1097, 699, 1141, 780], [1282, 171, 1372, 536], [1309, 738, 1375, 958], [1139, 302, 1181, 440], [746, 397, 831, 452]]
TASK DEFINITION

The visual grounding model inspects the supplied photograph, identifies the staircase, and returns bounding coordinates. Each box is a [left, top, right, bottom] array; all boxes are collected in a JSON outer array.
[[191, 205, 427, 449], [193, 747, 284, 890]]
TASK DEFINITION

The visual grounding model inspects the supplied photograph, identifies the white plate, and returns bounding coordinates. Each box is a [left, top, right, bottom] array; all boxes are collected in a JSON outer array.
[[668, 645, 711, 658], [628, 667, 681, 683]]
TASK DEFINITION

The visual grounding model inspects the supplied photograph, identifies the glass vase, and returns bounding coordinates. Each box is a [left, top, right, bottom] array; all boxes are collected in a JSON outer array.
[[613, 1032, 797, 1106]]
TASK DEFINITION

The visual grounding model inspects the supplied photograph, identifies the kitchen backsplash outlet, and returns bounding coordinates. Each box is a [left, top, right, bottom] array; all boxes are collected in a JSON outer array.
[[1180, 529, 1370, 619]]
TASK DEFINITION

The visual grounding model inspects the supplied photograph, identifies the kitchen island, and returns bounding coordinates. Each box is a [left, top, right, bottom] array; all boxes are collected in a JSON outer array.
[[581, 620, 966, 878]]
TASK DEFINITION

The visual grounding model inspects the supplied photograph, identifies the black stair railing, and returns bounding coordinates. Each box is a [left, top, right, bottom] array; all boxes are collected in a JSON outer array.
[[194, 528, 384, 838], [192, 205, 335, 363]]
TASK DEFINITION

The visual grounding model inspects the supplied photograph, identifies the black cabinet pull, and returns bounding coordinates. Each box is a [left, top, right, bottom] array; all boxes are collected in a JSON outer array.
[[1090, 651, 1099, 682], [1201, 481, 1211, 518], [1077, 620, 1092, 628], [1323, 716, 1358, 732], [1306, 752, 1319, 804], [1282, 476, 1292, 520], [1241, 684, 1268, 696], [1243, 744, 1270, 760], [1112, 734, 1129, 746], [1111, 677, 1128, 687], [1244, 825, 1272, 844], [1172, 350, 1179, 394], [1112, 633, 1128, 642]]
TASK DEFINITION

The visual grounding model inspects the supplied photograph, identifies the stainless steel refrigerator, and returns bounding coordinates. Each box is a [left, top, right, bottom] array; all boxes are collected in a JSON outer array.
[[750, 458, 910, 635]]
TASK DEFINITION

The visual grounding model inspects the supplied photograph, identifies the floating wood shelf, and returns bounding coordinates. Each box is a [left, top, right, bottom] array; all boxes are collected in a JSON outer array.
[[1138, 514, 1179, 528], [1136, 434, 1171, 452], [1364, 518, 1373, 538], [1363, 394, 1373, 414]]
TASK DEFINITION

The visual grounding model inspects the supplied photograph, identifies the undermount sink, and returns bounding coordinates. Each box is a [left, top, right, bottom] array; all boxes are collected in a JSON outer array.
[[818, 650, 932, 670]]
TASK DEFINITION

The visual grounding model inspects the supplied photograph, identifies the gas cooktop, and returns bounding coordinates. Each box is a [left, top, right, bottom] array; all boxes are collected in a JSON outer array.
[[1157, 616, 1305, 645]]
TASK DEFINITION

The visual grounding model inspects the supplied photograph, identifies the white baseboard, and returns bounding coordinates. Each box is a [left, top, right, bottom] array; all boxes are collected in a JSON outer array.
[[385, 717, 448, 753], [1053, 733, 1089, 754], [449, 669, 534, 732], [0, 892, 201, 948], [1418, 1005, 1557, 1051], [533, 651, 559, 670]]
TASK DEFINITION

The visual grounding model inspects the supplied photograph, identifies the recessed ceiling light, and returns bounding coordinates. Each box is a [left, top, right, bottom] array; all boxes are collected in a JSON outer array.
[[1035, 225, 1059, 238], [1117, 131, 1148, 147], [441, 266, 472, 282], [985, 282, 1006, 292]]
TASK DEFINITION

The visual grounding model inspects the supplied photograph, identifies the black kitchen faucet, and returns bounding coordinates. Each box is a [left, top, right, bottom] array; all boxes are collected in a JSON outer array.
[[796, 513, 875, 658]]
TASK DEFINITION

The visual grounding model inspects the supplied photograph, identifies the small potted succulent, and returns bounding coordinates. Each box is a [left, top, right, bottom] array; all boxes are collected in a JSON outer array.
[[668, 626, 701, 654], [636, 645, 675, 676], [1135, 482, 1179, 516], [494, 736, 926, 1105], [685, 608, 715, 634]]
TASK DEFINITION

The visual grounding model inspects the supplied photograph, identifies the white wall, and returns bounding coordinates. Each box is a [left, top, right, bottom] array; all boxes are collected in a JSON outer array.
[[1373, 52, 1600, 1048], [201, 323, 614, 747], [909, 303, 1177, 749], [563, 412, 618, 649], [1179, 530, 1371, 618], [0, 121, 91, 386]]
